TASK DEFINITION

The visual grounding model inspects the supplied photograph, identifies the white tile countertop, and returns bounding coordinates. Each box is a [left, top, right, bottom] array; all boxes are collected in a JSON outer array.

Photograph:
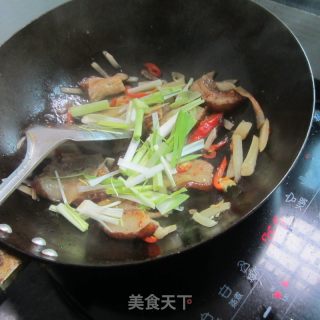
[[0, 0, 68, 45]]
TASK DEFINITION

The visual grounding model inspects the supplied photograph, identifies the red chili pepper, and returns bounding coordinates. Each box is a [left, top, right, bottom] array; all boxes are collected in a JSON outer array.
[[126, 91, 149, 98], [124, 86, 131, 95], [111, 95, 131, 107], [212, 156, 228, 191], [143, 235, 158, 244], [203, 151, 217, 159], [203, 137, 229, 159], [66, 112, 74, 124], [147, 244, 161, 258], [189, 113, 223, 143], [144, 62, 162, 78], [110, 97, 118, 107], [176, 162, 192, 173]]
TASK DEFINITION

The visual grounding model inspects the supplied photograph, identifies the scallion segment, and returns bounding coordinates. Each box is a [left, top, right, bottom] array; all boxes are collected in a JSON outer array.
[[97, 121, 130, 129], [156, 193, 189, 215], [169, 110, 196, 167], [49, 204, 89, 232], [170, 90, 201, 109], [132, 98, 149, 140], [69, 100, 110, 117]]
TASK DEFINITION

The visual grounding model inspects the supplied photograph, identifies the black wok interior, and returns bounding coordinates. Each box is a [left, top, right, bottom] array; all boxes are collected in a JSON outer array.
[[0, 0, 314, 266]]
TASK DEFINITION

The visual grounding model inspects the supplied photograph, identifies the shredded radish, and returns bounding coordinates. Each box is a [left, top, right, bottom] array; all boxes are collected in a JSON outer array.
[[138, 81, 150, 86], [18, 185, 33, 197], [241, 135, 259, 176], [226, 155, 235, 178], [102, 50, 121, 69], [259, 118, 270, 152], [197, 201, 231, 219], [60, 87, 83, 95], [154, 225, 177, 239], [192, 211, 218, 227], [126, 76, 139, 83], [234, 86, 265, 129], [31, 188, 37, 200], [204, 128, 217, 150], [91, 62, 109, 77], [224, 119, 234, 130], [232, 134, 243, 182], [233, 120, 252, 140]]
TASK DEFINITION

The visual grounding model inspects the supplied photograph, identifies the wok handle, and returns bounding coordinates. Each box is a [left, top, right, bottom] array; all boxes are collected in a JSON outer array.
[[0, 134, 64, 206]]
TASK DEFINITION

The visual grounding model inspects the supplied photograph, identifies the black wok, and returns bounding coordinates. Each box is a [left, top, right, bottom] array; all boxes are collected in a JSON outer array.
[[0, 0, 314, 266]]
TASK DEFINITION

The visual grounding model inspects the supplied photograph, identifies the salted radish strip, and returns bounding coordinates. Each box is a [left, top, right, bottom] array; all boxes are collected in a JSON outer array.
[[259, 118, 270, 152], [226, 155, 234, 178], [60, 87, 83, 95], [234, 86, 265, 129], [232, 134, 243, 182], [241, 135, 259, 176], [102, 50, 121, 69], [224, 119, 234, 130], [91, 62, 109, 77], [204, 127, 217, 150], [154, 225, 177, 239], [233, 120, 252, 140], [192, 212, 218, 227]]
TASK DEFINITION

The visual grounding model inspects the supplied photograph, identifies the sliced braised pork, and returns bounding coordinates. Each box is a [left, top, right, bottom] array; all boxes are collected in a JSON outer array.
[[102, 209, 159, 240], [191, 72, 244, 112], [32, 151, 108, 205], [174, 159, 214, 191], [80, 73, 128, 101]]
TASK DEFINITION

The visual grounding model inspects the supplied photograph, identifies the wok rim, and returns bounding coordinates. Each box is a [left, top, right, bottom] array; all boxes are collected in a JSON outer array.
[[0, 0, 315, 268]]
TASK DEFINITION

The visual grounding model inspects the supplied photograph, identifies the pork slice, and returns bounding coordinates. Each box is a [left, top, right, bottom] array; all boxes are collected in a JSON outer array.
[[174, 159, 214, 191], [102, 209, 159, 240], [32, 176, 108, 205], [191, 72, 244, 112], [32, 152, 108, 204], [80, 73, 128, 101]]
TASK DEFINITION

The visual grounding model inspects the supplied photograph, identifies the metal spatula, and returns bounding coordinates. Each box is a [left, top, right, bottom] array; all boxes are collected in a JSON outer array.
[[0, 126, 131, 205]]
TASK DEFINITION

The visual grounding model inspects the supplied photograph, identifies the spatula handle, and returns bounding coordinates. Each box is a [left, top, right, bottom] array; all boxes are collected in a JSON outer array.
[[0, 134, 62, 206]]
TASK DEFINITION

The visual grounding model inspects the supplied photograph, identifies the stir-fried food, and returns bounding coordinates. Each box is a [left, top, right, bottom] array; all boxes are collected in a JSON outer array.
[[22, 52, 270, 243]]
